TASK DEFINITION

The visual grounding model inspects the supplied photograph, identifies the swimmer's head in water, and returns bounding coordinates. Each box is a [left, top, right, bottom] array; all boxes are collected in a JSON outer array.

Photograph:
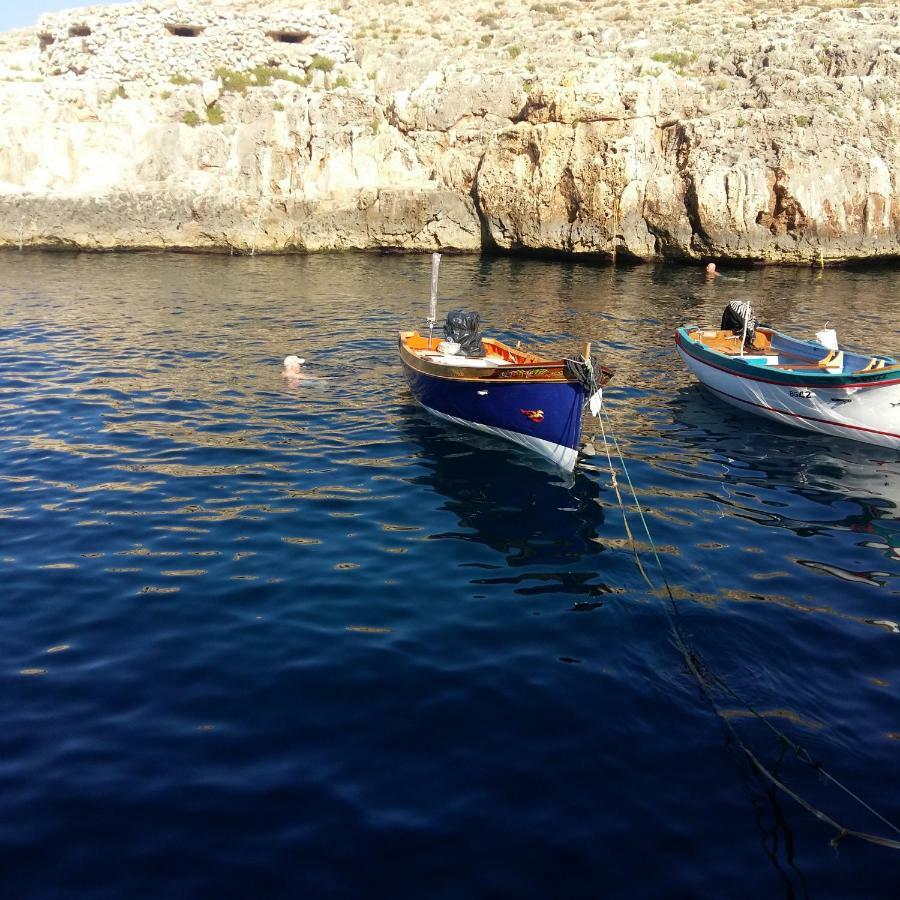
[[283, 355, 306, 374]]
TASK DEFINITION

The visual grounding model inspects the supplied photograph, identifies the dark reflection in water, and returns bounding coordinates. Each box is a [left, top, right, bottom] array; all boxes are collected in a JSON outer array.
[[398, 413, 613, 602], [0, 251, 898, 899]]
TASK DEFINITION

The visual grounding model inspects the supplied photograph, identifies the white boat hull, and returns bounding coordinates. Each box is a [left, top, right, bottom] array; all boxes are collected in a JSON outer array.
[[677, 345, 900, 450]]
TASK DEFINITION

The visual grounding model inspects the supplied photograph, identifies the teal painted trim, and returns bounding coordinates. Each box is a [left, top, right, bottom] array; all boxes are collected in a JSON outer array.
[[675, 327, 899, 388]]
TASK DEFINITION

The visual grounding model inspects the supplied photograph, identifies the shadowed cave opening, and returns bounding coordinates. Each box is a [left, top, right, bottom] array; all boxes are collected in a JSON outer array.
[[166, 24, 204, 38], [268, 30, 311, 44]]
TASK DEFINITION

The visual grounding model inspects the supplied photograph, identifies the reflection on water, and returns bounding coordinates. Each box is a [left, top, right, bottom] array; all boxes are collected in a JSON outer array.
[[398, 413, 615, 601], [0, 250, 898, 899], [668, 385, 900, 568]]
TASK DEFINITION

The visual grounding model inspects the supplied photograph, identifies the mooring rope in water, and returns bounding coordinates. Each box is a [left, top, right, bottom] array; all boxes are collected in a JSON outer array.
[[594, 412, 653, 588], [591, 406, 900, 851]]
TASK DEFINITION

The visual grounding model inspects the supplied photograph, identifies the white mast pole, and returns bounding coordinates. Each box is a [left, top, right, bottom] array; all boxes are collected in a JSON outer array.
[[428, 252, 441, 347]]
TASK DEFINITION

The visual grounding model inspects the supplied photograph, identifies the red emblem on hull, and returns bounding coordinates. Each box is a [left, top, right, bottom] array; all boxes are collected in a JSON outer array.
[[520, 409, 545, 422]]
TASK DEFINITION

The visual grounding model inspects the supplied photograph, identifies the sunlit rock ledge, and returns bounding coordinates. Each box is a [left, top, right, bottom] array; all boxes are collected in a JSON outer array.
[[0, 0, 897, 263]]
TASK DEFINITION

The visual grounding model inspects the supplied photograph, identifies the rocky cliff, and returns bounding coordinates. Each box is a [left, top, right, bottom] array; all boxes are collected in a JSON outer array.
[[0, 0, 897, 263]]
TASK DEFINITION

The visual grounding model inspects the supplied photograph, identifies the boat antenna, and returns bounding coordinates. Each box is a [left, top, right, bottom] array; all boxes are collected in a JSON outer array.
[[427, 252, 441, 347]]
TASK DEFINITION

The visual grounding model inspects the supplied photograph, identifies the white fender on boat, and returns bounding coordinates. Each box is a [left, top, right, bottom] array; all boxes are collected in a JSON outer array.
[[816, 328, 838, 352]]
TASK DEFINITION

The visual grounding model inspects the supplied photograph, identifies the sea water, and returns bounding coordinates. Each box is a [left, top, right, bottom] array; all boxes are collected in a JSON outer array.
[[1, 251, 898, 898]]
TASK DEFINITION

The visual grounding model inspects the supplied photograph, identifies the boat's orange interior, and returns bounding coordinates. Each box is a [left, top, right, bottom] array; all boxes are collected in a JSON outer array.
[[689, 327, 846, 370], [690, 328, 773, 355], [692, 327, 839, 365], [687, 327, 897, 374], [483, 338, 548, 364], [401, 331, 549, 364]]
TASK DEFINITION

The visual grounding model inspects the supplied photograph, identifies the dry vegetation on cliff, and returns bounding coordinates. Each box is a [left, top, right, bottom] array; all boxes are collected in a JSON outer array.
[[340, 0, 899, 88]]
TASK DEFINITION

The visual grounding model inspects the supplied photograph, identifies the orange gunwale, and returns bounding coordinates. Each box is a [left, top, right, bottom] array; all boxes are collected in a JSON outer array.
[[400, 330, 551, 365], [398, 331, 614, 387]]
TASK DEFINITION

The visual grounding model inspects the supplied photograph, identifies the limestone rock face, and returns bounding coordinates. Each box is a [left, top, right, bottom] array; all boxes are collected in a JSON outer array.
[[475, 52, 900, 262], [0, 79, 481, 252], [0, 0, 897, 262]]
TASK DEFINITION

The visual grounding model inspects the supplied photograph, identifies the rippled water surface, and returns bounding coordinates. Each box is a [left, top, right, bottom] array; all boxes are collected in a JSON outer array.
[[1, 251, 899, 898]]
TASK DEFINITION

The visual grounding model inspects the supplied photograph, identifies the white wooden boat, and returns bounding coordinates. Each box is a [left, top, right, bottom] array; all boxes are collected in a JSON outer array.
[[676, 305, 900, 449]]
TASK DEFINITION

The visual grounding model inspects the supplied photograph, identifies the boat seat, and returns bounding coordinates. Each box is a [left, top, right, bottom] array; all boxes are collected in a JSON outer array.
[[419, 352, 510, 368], [772, 364, 829, 370], [855, 357, 886, 373], [769, 349, 847, 372], [817, 350, 844, 370], [693, 328, 771, 355]]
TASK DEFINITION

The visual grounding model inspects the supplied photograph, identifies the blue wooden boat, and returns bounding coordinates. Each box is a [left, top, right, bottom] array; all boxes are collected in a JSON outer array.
[[399, 255, 611, 471]]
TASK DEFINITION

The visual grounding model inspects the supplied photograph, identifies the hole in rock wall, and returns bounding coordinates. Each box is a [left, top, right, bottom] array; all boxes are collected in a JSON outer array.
[[68, 25, 92, 37], [166, 24, 204, 38], [267, 30, 311, 44], [38, 33, 55, 50]]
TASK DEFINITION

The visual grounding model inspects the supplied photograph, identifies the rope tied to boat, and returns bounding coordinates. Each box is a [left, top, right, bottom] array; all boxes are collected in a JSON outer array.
[[564, 352, 604, 418], [590, 408, 900, 852], [564, 354, 598, 394]]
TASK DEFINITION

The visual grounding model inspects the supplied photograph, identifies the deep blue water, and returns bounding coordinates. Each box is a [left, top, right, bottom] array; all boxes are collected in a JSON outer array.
[[1, 251, 899, 898]]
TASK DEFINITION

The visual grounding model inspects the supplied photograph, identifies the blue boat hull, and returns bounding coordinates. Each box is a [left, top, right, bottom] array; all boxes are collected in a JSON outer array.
[[401, 357, 587, 471]]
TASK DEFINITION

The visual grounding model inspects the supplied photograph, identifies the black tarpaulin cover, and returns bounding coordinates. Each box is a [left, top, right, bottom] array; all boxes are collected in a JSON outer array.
[[443, 310, 484, 357], [721, 300, 758, 348]]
